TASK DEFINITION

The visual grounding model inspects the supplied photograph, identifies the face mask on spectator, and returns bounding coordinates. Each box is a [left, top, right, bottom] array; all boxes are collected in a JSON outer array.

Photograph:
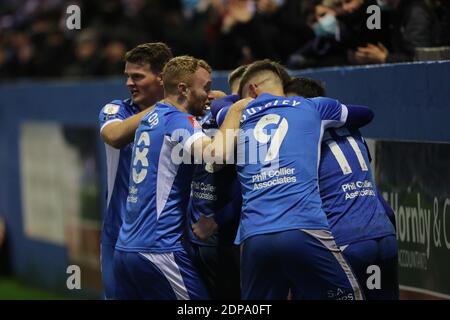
[[313, 14, 338, 37]]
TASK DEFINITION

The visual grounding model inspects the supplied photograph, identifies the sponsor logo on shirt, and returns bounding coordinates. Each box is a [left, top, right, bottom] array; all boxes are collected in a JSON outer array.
[[147, 112, 159, 128], [103, 104, 120, 115]]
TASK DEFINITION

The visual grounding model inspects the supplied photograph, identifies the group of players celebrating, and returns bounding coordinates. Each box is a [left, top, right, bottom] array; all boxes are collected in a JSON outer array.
[[98, 42, 398, 300]]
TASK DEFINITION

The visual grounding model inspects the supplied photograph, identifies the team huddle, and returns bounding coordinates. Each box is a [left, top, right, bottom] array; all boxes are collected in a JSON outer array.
[[98, 42, 398, 300]]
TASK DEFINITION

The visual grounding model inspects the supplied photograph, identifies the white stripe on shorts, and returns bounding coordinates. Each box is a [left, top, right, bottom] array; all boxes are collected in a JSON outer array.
[[139, 252, 190, 300], [301, 229, 364, 300]]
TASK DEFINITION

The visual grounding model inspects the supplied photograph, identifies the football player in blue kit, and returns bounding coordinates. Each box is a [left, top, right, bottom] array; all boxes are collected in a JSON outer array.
[[187, 65, 249, 299], [98, 42, 172, 298], [285, 77, 398, 300], [187, 110, 242, 299], [113, 56, 250, 300], [216, 60, 375, 300]]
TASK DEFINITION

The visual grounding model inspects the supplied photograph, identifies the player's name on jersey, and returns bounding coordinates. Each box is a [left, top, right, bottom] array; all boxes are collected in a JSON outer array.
[[242, 98, 302, 121]]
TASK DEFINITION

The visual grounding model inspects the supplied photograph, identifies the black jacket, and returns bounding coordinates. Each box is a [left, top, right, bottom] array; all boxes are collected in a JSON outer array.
[[387, 0, 437, 62]]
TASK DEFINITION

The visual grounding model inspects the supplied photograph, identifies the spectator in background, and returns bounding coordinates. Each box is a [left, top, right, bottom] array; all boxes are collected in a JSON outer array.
[[350, 0, 437, 64], [9, 30, 36, 77], [210, 0, 259, 69], [336, 0, 391, 51], [288, 0, 350, 69], [0, 44, 12, 79], [63, 29, 102, 77], [162, 0, 210, 60], [33, 26, 69, 77], [429, 0, 450, 46], [100, 38, 128, 76], [209, 0, 313, 69], [256, 0, 315, 66], [0, 0, 446, 77]]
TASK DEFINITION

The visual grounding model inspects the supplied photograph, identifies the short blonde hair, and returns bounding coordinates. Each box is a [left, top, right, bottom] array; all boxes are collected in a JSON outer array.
[[162, 55, 212, 94]]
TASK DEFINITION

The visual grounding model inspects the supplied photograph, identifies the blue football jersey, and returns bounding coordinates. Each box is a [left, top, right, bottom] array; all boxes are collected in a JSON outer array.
[[319, 128, 395, 246], [188, 112, 241, 246], [115, 102, 205, 253], [233, 93, 349, 244], [187, 112, 220, 247], [98, 99, 141, 246]]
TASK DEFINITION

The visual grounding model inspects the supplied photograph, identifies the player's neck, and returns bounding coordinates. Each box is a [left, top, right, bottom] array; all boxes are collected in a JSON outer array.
[[258, 88, 285, 97], [162, 95, 189, 114], [136, 97, 159, 111], [137, 103, 152, 111]]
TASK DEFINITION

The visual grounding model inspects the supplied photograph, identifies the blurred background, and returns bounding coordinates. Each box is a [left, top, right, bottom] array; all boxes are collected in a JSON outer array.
[[0, 0, 449, 79], [0, 0, 449, 299]]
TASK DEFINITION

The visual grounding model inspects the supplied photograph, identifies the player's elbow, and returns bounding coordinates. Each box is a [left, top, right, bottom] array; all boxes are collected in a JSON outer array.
[[361, 108, 375, 127], [107, 139, 125, 149], [346, 105, 374, 128], [101, 131, 126, 149]]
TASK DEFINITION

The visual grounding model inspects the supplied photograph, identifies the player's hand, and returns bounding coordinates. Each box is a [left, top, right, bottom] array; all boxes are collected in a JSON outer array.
[[192, 215, 218, 242], [209, 90, 227, 100], [210, 94, 240, 122], [206, 90, 228, 109]]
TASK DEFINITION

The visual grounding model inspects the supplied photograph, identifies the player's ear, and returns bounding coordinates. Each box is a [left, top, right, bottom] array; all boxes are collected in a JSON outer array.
[[178, 82, 189, 97], [156, 72, 163, 86], [248, 83, 258, 99]]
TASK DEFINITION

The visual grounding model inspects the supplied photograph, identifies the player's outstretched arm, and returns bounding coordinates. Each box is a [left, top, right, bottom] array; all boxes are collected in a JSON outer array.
[[312, 97, 374, 130], [210, 94, 240, 120], [101, 107, 154, 149], [191, 98, 253, 164], [345, 104, 374, 128]]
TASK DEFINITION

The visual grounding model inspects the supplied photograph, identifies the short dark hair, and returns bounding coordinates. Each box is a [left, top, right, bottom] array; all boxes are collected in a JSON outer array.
[[125, 42, 173, 73], [228, 65, 248, 90], [238, 59, 291, 97], [284, 77, 326, 98]]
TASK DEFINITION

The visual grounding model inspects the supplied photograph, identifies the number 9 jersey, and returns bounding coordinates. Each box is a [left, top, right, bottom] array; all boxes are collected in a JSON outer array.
[[234, 93, 349, 244]]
